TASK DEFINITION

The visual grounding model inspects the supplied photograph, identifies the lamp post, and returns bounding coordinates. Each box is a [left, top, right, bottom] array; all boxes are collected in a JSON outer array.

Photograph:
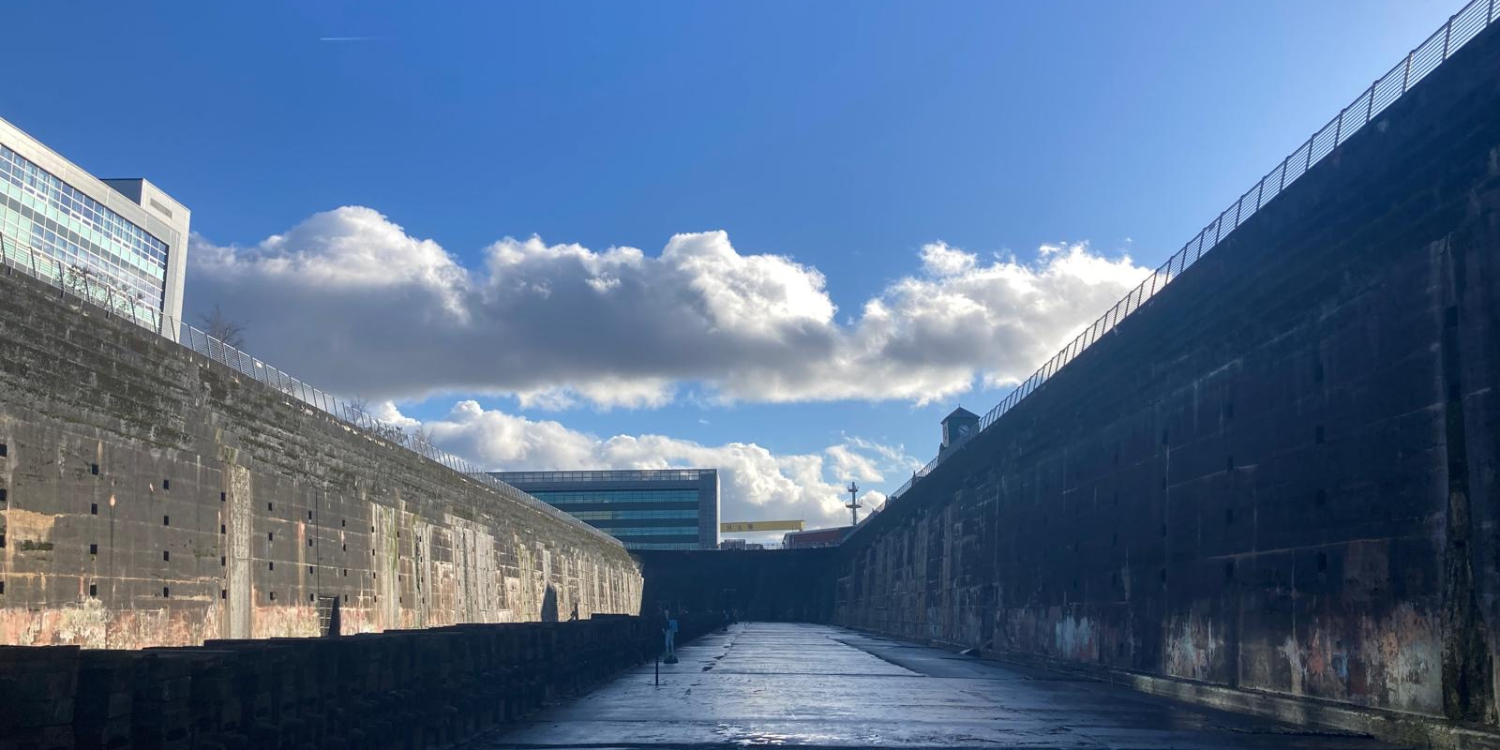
[[846, 482, 862, 526]]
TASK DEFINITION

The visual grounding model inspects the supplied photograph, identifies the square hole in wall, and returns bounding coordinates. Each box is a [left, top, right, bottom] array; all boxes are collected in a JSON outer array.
[[268, 532, 274, 542], [221, 556, 226, 567], [268, 502, 274, 511], [221, 589, 227, 599], [269, 592, 276, 601], [341, 519, 345, 528], [0, 443, 7, 457], [89, 584, 97, 598], [163, 587, 170, 598], [269, 562, 274, 571], [220, 525, 226, 534], [309, 593, 315, 602], [89, 502, 97, 515], [307, 566, 313, 575], [343, 594, 348, 603], [342, 543, 347, 551], [0, 581, 5, 595], [162, 479, 170, 491], [308, 511, 313, 521], [343, 569, 348, 577], [89, 543, 97, 555], [163, 550, 170, 562], [0, 489, 7, 504], [162, 515, 170, 526], [220, 492, 226, 503], [90, 463, 99, 476], [308, 539, 313, 547]]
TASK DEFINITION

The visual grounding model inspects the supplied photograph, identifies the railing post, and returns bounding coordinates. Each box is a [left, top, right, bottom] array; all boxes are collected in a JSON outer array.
[[1334, 110, 1343, 146], [1305, 136, 1314, 171], [1365, 81, 1375, 123], [1403, 51, 1412, 92], [1443, 18, 1452, 60]]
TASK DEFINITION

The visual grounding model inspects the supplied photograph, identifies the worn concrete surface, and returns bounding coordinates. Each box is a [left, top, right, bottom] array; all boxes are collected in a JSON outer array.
[[484, 622, 1402, 749], [0, 252, 642, 648]]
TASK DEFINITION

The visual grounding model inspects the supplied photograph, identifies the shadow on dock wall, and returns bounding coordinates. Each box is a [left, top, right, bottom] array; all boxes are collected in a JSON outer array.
[[0, 614, 723, 750], [637, 549, 835, 623], [833, 14, 1500, 734]]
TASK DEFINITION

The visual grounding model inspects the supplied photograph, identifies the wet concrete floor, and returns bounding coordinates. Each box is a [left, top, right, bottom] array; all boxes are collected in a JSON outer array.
[[482, 622, 1403, 749]]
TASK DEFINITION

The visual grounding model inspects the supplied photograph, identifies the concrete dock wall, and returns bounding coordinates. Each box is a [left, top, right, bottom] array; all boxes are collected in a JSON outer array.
[[0, 262, 642, 648], [0, 614, 717, 750], [637, 549, 835, 622], [834, 19, 1500, 726]]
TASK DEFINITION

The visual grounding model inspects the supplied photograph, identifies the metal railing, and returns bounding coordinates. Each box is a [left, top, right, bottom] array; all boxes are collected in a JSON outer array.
[[492, 469, 717, 484], [880, 0, 1498, 508], [0, 234, 624, 548]]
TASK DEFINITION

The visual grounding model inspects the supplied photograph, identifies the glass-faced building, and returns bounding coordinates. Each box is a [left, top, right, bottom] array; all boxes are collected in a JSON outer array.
[[490, 469, 720, 550], [0, 116, 190, 337]]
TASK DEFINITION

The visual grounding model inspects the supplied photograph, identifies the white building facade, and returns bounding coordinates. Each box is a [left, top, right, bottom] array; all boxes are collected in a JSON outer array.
[[0, 116, 190, 338]]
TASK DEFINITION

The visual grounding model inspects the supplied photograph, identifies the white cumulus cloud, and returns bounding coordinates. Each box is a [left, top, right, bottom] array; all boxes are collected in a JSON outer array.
[[406, 400, 906, 529], [188, 206, 1151, 409]]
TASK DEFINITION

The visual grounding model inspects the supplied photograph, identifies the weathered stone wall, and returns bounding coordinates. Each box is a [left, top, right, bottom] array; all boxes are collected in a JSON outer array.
[[1, 614, 720, 750], [835, 20, 1500, 725], [0, 265, 642, 648]]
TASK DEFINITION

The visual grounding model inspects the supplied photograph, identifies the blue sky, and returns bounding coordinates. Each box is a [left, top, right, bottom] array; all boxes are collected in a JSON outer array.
[[0, 1, 1460, 528]]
